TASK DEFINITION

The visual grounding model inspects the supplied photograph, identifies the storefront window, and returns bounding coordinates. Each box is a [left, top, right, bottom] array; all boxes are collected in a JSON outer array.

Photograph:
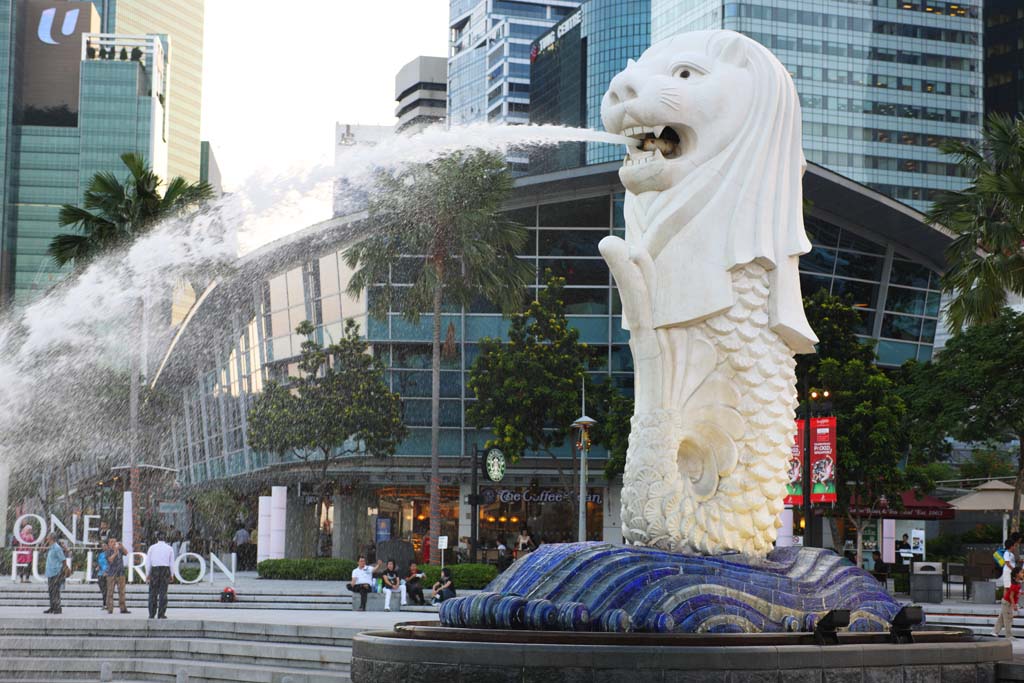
[[476, 485, 604, 549], [374, 486, 460, 564]]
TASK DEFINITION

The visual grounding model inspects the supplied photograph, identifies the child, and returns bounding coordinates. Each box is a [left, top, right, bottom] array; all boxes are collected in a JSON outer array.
[[992, 564, 1023, 638]]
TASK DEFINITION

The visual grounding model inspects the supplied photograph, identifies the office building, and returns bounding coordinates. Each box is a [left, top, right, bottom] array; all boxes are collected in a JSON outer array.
[[113, 0, 205, 182], [650, 0, 984, 212], [199, 140, 222, 195], [530, 0, 650, 172], [147, 157, 952, 558], [984, 0, 1024, 118], [449, 0, 582, 172], [395, 56, 447, 133], [0, 0, 169, 305]]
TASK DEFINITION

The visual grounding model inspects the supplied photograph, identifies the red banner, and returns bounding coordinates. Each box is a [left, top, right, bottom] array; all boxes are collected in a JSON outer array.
[[784, 417, 838, 505], [784, 420, 804, 506], [809, 417, 837, 503]]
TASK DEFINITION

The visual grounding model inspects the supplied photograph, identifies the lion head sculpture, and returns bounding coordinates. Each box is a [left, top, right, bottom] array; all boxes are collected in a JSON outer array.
[[600, 30, 816, 353]]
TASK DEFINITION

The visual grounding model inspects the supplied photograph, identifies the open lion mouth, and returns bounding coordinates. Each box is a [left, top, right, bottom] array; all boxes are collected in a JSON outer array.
[[621, 125, 683, 166]]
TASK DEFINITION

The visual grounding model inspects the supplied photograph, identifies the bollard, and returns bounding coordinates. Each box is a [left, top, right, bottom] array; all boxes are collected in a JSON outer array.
[[175, 670, 189, 683], [99, 662, 112, 682]]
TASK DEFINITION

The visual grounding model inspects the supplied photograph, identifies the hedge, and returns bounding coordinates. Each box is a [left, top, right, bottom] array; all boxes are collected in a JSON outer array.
[[257, 558, 498, 588], [258, 558, 356, 581]]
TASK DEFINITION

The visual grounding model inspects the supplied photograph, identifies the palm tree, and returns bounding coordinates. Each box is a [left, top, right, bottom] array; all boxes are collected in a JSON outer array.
[[344, 150, 533, 564], [926, 113, 1024, 332], [50, 152, 212, 549], [49, 152, 213, 267]]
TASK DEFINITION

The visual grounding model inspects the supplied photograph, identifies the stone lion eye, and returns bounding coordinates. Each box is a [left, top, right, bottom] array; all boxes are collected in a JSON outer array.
[[679, 69, 691, 79]]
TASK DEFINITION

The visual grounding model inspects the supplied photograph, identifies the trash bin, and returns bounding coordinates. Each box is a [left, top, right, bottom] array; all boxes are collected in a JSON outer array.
[[910, 562, 943, 604]]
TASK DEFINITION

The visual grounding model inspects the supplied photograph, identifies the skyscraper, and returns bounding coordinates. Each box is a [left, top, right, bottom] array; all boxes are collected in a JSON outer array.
[[395, 56, 447, 133], [0, 2, 169, 304], [448, 0, 582, 172], [530, 0, 650, 171], [113, 0, 205, 182], [651, 0, 984, 212], [984, 0, 1024, 118]]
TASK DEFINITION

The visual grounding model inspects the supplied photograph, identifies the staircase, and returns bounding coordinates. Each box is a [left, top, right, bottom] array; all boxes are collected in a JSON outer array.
[[0, 618, 354, 683], [0, 582, 352, 611]]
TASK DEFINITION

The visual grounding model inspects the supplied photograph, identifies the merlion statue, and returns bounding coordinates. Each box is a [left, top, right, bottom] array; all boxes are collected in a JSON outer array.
[[598, 29, 818, 557]]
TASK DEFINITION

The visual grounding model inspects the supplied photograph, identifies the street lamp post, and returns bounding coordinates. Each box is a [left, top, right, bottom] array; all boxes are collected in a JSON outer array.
[[572, 414, 596, 543], [802, 376, 829, 549]]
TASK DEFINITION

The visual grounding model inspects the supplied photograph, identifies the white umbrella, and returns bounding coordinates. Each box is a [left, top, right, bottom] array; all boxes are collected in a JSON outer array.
[[949, 480, 1017, 540]]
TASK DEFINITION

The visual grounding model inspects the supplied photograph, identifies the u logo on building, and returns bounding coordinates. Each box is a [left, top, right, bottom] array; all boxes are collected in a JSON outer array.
[[37, 7, 80, 45]]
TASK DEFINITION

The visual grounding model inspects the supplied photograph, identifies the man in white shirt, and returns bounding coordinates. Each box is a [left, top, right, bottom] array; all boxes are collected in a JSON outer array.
[[1003, 538, 1018, 589], [346, 556, 382, 611], [146, 532, 176, 619]]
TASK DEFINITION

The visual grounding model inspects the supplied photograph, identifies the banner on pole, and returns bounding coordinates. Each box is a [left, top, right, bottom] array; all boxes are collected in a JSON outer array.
[[810, 417, 837, 503], [784, 420, 805, 506], [783, 418, 837, 506]]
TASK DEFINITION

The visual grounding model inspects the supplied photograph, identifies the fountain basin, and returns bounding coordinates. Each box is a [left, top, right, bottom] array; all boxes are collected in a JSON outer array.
[[351, 623, 1008, 682]]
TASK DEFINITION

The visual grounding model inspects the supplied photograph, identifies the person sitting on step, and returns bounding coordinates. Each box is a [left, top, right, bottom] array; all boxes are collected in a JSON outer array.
[[346, 556, 381, 611]]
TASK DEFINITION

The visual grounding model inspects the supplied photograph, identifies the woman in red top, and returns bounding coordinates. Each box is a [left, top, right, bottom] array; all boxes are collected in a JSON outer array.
[[15, 525, 35, 583]]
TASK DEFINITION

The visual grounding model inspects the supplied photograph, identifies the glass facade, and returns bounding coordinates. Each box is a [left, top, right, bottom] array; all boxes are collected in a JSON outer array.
[[4, 37, 167, 304], [448, 0, 582, 172], [529, 0, 651, 171], [651, 0, 984, 211], [157, 168, 947, 488], [984, 0, 1024, 118]]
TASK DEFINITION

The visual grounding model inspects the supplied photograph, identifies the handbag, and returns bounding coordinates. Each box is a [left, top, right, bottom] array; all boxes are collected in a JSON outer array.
[[62, 564, 73, 578]]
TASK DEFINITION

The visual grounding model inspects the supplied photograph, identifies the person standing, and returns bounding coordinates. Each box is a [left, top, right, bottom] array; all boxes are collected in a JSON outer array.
[[15, 524, 34, 583], [146, 531, 175, 619], [993, 565, 1023, 638], [232, 525, 251, 569], [43, 535, 66, 614], [95, 546, 109, 609], [346, 556, 381, 611], [105, 537, 130, 614]]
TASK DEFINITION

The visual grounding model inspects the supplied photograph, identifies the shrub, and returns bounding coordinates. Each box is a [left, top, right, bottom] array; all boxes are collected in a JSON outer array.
[[257, 558, 356, 581], [422, 563, 499, 590]]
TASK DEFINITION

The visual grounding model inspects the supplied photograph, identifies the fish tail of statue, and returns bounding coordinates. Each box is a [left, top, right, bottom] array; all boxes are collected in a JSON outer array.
[[620, 264, 798, 557]]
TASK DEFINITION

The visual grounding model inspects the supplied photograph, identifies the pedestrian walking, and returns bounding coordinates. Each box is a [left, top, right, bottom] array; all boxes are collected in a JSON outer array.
[[43, 534, 66, 614], [105, 537, 130, 614], [146, 531, 175, 619], [993, 564, 1023, 638]]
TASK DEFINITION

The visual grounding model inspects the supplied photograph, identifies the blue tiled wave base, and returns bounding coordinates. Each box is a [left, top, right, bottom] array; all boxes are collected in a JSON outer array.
[[439, 543, 903, 634]]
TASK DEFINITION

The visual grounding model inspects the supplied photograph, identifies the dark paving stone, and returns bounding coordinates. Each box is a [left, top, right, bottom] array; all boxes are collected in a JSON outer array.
[[904, 666, 941, 683], [523, 667, 590, 683], [728, 672, 779, 683], [941, 664, 977, 683], [459, 664, 522, 683], [595, 668, 663, 683], [374, 660, 410, 680], [408, 662, 459, 683], [863, 668, 902, 683], [664, 672, 729, 683], [823, 668, 863, 683], [350, 657, 372, 683], [977, 662, 996, 683], [773, 671, 821, 683]]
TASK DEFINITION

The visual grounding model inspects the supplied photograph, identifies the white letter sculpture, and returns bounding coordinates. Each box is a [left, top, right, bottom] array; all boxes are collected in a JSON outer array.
[[599, 30, 818, 557]]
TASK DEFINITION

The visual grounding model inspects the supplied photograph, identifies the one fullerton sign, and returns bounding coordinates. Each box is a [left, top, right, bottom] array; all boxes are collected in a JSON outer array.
[[9, 513, 237, 585]]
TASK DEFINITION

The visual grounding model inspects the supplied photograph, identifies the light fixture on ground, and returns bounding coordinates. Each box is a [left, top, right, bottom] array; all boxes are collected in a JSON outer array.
[[890, 605, 924, 644], [814, 609, 850, 645]]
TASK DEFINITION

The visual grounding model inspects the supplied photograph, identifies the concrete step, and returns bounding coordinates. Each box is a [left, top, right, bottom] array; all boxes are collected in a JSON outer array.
[[0, 657, 349, 683], [0, 636, 351, 672]]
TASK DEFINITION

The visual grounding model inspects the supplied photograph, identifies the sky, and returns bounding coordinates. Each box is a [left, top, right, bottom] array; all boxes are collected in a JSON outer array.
[[201, 0, 450, 192]]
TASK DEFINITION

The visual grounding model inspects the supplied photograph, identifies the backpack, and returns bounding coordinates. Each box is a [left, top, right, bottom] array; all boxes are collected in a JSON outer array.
[[995, 546, 1007, 569]]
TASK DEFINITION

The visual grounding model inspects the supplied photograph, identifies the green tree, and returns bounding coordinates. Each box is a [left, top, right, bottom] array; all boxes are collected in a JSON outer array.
[[801, 292, 910, 563], [468, 274, 602, 525], [959, 448, 1016, 482], [49, 152, 212, 267], [247, 319, 406, 515], [901, 310, 1024, 529], [925, 114, 1024, 331], [343, 150, 532, 563]]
